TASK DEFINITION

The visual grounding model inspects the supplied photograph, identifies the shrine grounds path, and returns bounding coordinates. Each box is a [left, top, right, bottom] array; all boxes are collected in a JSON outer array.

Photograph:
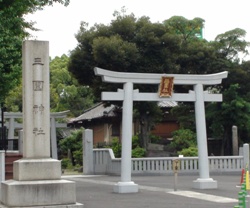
[[63, 173, 243, 208]]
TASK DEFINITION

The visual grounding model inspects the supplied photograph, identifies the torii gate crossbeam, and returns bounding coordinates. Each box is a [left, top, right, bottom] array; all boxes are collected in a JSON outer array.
[[95, 67, 228, 193]]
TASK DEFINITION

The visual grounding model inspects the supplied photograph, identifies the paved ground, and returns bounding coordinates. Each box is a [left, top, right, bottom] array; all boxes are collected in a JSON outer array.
[[63, 172, 245, 208]]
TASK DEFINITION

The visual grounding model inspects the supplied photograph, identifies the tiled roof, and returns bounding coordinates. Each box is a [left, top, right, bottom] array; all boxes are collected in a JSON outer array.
[[72, 103, 116, 122], [70, 101, 177, 123]]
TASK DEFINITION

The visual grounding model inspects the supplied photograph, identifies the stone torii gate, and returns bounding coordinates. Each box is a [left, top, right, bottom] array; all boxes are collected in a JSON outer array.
[[3, 111, 69, 159], [94, 67, 228, 193]]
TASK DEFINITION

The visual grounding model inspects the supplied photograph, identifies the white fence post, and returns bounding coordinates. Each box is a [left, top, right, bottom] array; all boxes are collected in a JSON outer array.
[[83, 129, 93, 175], [243, 143, 249, 169], [18, 130, 23, 155], [92, 149, 244, 175], [0, 151, 5, 182]]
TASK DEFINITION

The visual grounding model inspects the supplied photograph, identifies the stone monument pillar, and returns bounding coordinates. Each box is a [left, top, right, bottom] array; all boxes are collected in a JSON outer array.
[[232, 125, 238, 155], [0, 40, 83, 207]]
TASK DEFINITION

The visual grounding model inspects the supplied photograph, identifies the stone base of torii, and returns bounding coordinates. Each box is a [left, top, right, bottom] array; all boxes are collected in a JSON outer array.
[[0, 41, 83, 207]]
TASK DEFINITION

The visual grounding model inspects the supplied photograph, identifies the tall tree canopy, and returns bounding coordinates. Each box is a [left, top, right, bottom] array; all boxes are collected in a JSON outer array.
[[50, 55, 94, 116], [68, 10, 250, 154], [68, 12, 209, 148], [0, 0, 69, 104]]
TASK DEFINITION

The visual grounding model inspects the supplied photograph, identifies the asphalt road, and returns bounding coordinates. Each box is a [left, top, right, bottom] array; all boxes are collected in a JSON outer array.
[[63, 173, 243, 208]]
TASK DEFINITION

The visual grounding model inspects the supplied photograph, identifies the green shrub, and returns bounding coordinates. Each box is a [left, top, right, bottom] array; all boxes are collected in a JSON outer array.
[[178, 146, 198, 156], [106, 136, 146, 158], [73, 149, 83, 165], [149, 134, 161, 144], [169, 129, 196, 152], [132, 134, 140, 148], [132, 146, 146, 158], [108, 137, 122, 157], [59, 128, 83, 165], [61, 158, 72, 169]]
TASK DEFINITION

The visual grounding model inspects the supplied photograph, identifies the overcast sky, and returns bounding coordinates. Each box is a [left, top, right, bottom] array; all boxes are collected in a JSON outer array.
[[25, 0, 250, 60]]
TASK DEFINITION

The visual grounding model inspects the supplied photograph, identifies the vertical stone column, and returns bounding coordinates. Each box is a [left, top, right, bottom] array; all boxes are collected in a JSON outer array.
[[113, 82, 138, 193], [22, 41, 50, 158], [51, 117, 58, 159], [18, 130, 23, 154], [83, 129, 93, 175], [0, 151, 5, 182], [232, 126, 238, 156], [243, 143, 249, 170], [193, 83, 217, 189], [0, 41, 83, 208], [7, 117, 15, 150]]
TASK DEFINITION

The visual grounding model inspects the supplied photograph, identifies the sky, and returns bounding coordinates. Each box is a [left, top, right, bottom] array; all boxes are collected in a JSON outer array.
[[25, 0, 250, 60]]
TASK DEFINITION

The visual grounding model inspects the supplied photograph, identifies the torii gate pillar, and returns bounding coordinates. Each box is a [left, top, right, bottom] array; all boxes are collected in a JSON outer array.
[[193, 83, 217, 189], [113, 82, 139, 193], [95, 67, 228, 192]]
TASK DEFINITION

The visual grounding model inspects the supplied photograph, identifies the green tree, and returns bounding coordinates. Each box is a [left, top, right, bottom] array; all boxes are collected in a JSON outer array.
[[169, 129, 196, 153], [0, 0, 69, 104], [50, 55, 94, 117], [68, 9, 250, 156], [59, 128, 83, 165], [68, 10, 182, 149], [206, 84, 250, 155], [171, 27, 250, 155], [213, 28, 250, 62], [104, 135, 146, 158], [163, 16, 205, 43], [178, 146, 198, 157]]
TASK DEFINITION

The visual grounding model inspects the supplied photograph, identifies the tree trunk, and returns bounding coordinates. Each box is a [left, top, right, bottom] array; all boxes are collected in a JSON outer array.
[[221, 127, 232, 155], [139, 114, 150, 150]]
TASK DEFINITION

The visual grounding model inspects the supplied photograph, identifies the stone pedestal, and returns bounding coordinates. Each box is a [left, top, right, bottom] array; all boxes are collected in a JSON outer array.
[[193, 178, 218, 189], [113, 182, 139, 193], [1, 158, 83, 207]]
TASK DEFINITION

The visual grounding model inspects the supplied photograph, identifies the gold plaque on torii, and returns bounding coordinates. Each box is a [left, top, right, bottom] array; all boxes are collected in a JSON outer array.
[[158, 76, 174, 97]]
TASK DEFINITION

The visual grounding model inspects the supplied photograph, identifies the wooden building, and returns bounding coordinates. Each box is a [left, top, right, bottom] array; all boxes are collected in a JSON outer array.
[[68, 102, 179, 145]]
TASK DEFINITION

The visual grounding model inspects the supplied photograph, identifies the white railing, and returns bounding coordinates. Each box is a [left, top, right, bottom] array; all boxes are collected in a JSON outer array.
[[93, 149, 245, 175]]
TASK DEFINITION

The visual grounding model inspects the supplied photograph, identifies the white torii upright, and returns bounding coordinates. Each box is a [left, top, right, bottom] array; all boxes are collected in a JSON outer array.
[[3, 111, 69, 159], [94, 67, 228, 193]]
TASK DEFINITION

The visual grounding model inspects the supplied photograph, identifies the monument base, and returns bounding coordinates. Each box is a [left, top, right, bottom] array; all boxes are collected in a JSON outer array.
[[14, 158, 61, 180], [0, 202, 83, 208], [193, 178, 218, 189], [113, 181, 139, 193], [1, 179, 83, 207]]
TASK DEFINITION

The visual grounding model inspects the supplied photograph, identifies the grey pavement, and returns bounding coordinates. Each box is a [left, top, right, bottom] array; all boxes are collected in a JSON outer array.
[[63, 173, 244, 208]]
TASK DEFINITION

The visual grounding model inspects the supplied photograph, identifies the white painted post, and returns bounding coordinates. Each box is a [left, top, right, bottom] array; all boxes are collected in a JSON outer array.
[[0, 151, 5, 182], [232, 126, 238, 156], [18, 130, 23, 154], [243, 143, 249, 169], [83, 129, 93, 175], [121, 82, 133, 182], [8, 117, 15, 150], [50, 117, 58, 159], [0, 150, 5, 199], [193, 83, 217, 189], [113, 82, 138, 193]]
